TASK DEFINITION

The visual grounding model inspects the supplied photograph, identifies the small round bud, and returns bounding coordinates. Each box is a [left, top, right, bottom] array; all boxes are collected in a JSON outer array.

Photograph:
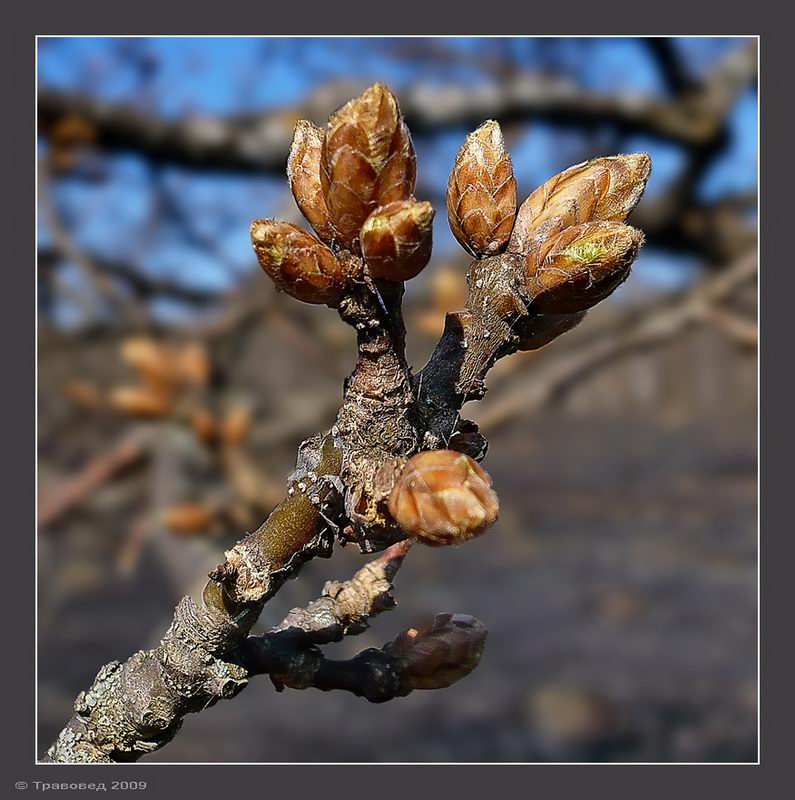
[[385, 612, 487, 690], [525, 221, 644, 314], [509, 153, 651, 253], [447, 120, 517, 257], [321, 83, 416, 251], [251, 219, 352, 306], [360, 199, 434, 282], [287, 120, 335, 244], [388, 450, 499, 546]]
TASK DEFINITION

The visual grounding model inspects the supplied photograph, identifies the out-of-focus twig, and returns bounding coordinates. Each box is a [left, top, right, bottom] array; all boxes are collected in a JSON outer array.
[[38, 428, 151, 528], [37, 41, 756, 174], [475, 252, 758, 433], [38, 159, 146, 325]]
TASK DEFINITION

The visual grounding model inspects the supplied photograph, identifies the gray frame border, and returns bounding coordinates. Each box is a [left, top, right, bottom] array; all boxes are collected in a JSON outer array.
[[3, 2, 783, 796]]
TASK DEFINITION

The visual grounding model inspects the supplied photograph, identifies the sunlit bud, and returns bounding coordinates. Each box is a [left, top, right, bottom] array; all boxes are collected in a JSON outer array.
[[251, 219, 353, 306], [321, 83, 416, 251], [287, 120, 335, 244], [385, 613, 487, 690], [447, 121, 517, 257], [360, 199, 434, 282], [109, 386, 171, 418], [525, 221, 644, 314], [509, 153, 651, 253], [388, 450, 499, 546]]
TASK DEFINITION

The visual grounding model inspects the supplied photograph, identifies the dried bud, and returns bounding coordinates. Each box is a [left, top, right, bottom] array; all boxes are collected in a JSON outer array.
[[190, 407, 218, 445], [120, 337, 174, 391], [287, 120, 335, 244], [509, 153, 651, 253], [388, 450, 499, 546], [221, 405, 252, 447], [321, 82, 416, 250], [447, 120, 517, 257], [360, 199, 434, 282], [175, 342, 211, 389], [109, 386, 170, 418], [251, 219, 352, 306], [163, 503, 216, 534], [525, 221, 644, 314], [63, 379, 102, 411], [515, 311, 588, 352], [385, 613, 487, 690]]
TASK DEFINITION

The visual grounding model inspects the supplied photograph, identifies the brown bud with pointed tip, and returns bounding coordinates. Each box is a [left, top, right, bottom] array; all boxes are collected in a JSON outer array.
[[321, 83, 416, 251], [360, 199, 434, 282], [251, 219, 353, 306], [509, 153, 651, 253], [385, 613, 487, 690], [287, 120, 335, 244], [447, 121, 517, 257], [388, 450, 499, 546], [525, 221, 644, 314]]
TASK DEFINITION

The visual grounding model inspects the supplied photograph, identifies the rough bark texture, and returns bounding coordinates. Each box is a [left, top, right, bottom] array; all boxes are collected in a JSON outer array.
[[45, 245, 533, 763]]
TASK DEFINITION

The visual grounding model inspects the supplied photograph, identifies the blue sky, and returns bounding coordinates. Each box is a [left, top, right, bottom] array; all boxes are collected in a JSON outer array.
[[38, 37, 757, 321]]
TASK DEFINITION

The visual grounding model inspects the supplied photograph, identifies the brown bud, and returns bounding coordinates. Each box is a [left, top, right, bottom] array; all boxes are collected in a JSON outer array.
[[509, 153, 651, 253], [447, 120, 517, 257], [515, 311, 588, 352], [385, 613, 487, 690], [109, 386, 171, 418], [360, 199, 434, 282], [388, 450, 499, 546], [163, 503, 216, 534], [251, 219, 352, 306], [190, 407, 218, 445], [287, 120, 335, 244], [525, 221, 644, 314], [221, 405, 252, 448], [175, 342, 211, 389], [120, 337, 175, 391], [321, 83, 416, 251], [63, 379, 102, 411]]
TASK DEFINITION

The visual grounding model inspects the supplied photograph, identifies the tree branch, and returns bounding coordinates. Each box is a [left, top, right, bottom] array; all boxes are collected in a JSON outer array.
[[37, 41, 756, 174]]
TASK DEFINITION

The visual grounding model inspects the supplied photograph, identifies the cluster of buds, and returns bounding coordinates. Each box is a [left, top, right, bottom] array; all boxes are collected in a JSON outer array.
[[252, 83, 434, 306], [108, 337, 210, 418], [388, 450, 499, 547], [447, 123, 651, 343]]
